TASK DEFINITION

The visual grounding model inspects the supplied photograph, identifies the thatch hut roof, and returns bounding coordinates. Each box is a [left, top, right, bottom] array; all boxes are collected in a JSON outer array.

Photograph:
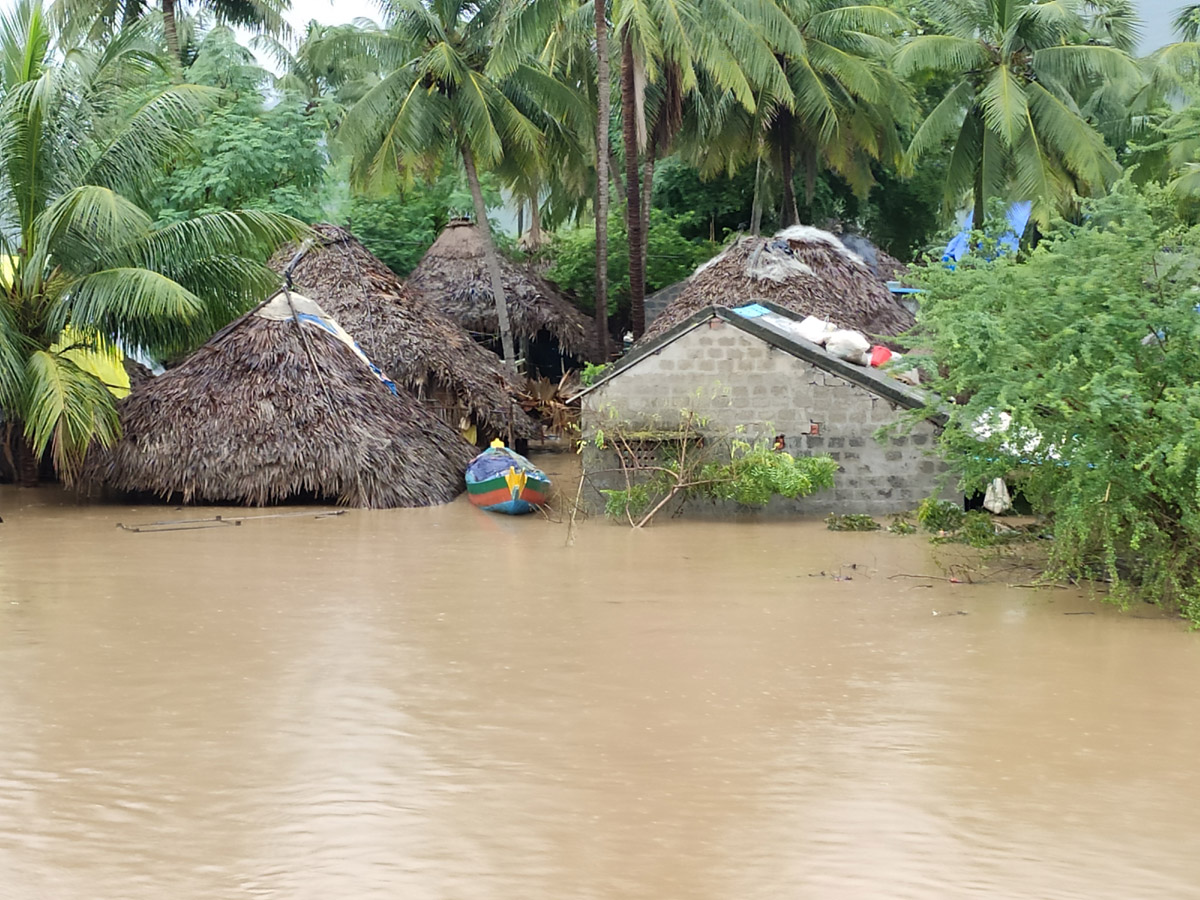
[[640, 226, 916, 343], [85, 292, 475, 508], [408, 218, 597, 360], [271, 224, 535, 440], [836, 232, 909, 283]]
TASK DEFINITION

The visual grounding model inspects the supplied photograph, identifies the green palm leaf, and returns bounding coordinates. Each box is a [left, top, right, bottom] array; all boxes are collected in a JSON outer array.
[[22, 348, 120, 485], [48, 267, 207, 357], [980, 64, 1028, 148], [893, 34, 986, 78]]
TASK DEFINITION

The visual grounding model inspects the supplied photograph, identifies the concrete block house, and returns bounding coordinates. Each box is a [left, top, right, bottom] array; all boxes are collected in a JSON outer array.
[[577, 302, 960, 517]]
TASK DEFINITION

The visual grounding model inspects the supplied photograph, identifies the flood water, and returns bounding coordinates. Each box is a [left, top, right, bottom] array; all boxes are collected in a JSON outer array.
[[2, 456, 1200, 899]]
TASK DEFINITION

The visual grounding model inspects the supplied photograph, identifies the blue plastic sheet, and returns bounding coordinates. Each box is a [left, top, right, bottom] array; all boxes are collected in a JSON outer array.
[[942, 201, 1033, 265], [731, 303, 771, 319]]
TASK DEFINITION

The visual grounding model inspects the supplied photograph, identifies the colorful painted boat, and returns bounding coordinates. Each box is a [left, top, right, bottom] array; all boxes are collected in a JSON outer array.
[[465, 440, 551, 515]]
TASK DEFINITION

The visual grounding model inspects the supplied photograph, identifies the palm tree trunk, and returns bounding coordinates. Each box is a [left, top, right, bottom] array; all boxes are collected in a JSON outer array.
[[621, 29, 646, 339], [529, 198, 542, 246], [162, 0, 180, 63], [609, 150, 625, 199], [594, 0, 611, 360], [973, 155, 985, 233], [641, 133, 657, 280], [15, 433, 39, 488], [462, 145, 517, 367], [750, 143, 764, 236], [780, 128, 799, 228]]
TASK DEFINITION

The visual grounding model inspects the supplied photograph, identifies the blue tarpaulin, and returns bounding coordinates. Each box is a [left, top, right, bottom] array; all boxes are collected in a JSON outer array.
[[732, 303, 772, 319], [942, 201, 1033, 264]]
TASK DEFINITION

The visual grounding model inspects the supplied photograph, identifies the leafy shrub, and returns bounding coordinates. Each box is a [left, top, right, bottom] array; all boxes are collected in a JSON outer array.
[[580, 362, 612, 387], [544, 210, 718, 317], [917, 497, 965, 533], [601, 484, 652, 520], [700, 440, 838, 507], [348, 173, 505, 276], [913, 182, 1200, 621], [826, 513, 882, 531], [595, 414, 838, 526]]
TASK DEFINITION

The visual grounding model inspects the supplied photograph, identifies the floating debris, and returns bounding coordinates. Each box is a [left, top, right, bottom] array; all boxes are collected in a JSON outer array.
[[117, 510, 347, 533]]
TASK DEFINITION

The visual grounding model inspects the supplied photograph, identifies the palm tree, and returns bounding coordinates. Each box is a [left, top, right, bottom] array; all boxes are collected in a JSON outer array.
[[1176, 3, 1200, 41], [0, 0, 303, 485], [595, 0, 613, 358], [338, 0, 584, 366], [895, 0, 1137, 226], [670, 2, 906, 234], [253, 21, 381, 109], [612, 0, 792, 336], [50, 0, 291, 63]]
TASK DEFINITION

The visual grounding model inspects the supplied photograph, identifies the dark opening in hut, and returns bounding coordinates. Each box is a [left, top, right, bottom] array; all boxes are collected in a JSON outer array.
[[84, 292, 475, 508], [640, 226, 916, 344], [407, 218, 598, 374], [270, 224, 536, 443]]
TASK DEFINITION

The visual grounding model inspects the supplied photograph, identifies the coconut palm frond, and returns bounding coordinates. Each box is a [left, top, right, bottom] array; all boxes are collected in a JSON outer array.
[[22, 348, 120, 484]]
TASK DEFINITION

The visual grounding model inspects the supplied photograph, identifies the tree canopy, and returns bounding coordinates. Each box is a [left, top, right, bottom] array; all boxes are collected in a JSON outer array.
[[0, 0, 301, 482]]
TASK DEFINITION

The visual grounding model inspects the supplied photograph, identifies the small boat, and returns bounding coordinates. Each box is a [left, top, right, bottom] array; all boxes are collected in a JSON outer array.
[[465, 440, 551, 515]]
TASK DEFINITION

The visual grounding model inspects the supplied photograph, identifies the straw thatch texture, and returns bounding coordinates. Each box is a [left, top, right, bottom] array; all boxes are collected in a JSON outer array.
[[641, 226, 916, 343], [408, 219, 597, 360], [85, 293, 475, 508], [874, 249, 908, 283], [123, 357, 154, 389], [271, 224, 535, 440]]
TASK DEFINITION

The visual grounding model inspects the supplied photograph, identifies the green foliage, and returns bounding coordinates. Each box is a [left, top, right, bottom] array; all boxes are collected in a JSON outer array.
[[896, 0, 1135, 225], [887, 515, 918, 534], [653, 151, 949, 262], [826, 513, 882, 531], [916, 497, 965, 533], [652, 158, 759, 241], [912, 182, 1200, 620], [0, 3, 302, 483], [593, 405, 837, 524], [1124, 103, 1200, 220], [153, 29, 331, 222], [700, 439, 838, 507], [347, 172, 504, 277], [579, 362, 612, 387], [600, 483, 652, 520], [545, 210, 718, 317], [959, 510, 1000, 548]]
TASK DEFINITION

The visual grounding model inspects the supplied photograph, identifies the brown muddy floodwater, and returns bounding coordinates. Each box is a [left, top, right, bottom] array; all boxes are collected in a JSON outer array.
[[2, 455, 1200, 900]]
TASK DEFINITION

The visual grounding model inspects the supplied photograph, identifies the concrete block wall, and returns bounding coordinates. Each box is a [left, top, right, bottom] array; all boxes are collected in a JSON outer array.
[[581, 319, 961, 516]]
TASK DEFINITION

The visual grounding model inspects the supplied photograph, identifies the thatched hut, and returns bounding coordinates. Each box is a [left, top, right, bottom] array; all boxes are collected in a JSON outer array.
[[836, 232, 908, 282], [407, 218, 597, 369], [85, 292, 475, 508], [271, 224, 535, 441], [640, 226, 916, 343]]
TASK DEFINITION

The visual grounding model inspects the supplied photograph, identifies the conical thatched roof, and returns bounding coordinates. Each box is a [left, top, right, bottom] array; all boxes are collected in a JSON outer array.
[[271, 224, 535, 440], [836, 232, 909, 283], [408, 218, 597, 360], [85, 292, 475, 508], [640, 226, 916, 343]]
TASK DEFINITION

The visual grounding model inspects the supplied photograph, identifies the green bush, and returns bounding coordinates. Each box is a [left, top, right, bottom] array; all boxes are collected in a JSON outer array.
[[917, 497, 965, 533], [700, 440, 839, 507], [826, 513, 882, 531], [154, 29, 331, 223], [579, 362, 612, 387], [544, 210, 718, 317], [912, 182, 1200, 621], [348, 173, 505, 277]]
